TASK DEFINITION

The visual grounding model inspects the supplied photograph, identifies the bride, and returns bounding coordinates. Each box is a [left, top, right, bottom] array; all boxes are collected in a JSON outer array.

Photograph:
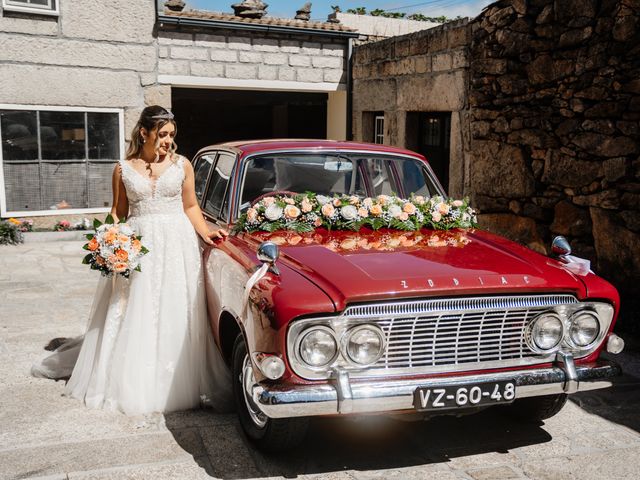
[[32, 105, 232, 415]]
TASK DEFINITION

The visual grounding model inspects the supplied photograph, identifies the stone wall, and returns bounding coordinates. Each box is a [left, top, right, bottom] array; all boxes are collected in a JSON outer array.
[[0, 0, 159, 138], [351, 20, 471, 196], [468, 0, 640, 329], [157, 29, 347, 86]]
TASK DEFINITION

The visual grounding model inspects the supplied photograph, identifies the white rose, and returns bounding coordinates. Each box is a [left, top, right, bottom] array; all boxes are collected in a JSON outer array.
[[316, 195, 330, 205], [388, 204, 402, 218], [119, 224, 133, 236], [264, 204, 284, 221], [341, 205, 358, 221]]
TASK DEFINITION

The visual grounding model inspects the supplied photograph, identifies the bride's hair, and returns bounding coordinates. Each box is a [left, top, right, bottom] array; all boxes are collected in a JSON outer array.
[[126, 105, 178, 161]]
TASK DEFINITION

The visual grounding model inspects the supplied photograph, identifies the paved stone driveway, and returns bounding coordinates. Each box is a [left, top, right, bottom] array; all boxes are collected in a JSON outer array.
[[1, 241, 639, 480]]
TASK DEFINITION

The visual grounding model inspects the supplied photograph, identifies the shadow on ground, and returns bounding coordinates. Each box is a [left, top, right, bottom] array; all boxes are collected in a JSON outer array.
[[166, 407, 551, 479]]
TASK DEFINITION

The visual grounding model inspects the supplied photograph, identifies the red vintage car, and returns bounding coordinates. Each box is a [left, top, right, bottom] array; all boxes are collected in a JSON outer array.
[[193, 140, 624, 451]]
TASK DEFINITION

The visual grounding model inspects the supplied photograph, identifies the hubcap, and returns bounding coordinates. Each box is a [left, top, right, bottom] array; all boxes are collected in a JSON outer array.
[[241, 354, 268, 428]]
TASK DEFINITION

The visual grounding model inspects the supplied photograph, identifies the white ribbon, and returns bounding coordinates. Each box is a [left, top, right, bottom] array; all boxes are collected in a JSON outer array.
[[561, 254, 592, 276], [242, 263, 270, 317]]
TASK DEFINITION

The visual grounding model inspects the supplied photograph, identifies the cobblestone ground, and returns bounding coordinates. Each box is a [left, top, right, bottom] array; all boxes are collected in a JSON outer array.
[[1, 241, 640, 480]]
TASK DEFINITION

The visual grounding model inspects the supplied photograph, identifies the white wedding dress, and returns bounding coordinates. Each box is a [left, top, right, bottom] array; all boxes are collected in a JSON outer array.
[[32, 156, 232, 415]]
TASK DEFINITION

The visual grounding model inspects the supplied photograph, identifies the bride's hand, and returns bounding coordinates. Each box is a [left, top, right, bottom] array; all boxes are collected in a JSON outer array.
[[202, 228, 229, 245]]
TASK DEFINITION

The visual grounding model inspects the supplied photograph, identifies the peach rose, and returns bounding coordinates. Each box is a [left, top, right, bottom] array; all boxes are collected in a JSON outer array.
[[118, 234, 129, 244], [432, 212, 442, 222], [438, 202, 450, 215], [377, 195, 390, 205], [369, 204, 383, 216], [399, 212, 409, 221], [349, 196, 360, 205], [314, 218, 323, 227], [247, 208, 258, 222], [414, 195, 425, 205], [284, 205, 301, 219], [131, 239, 142, 253], [321, 204, 335, 217], [403, 202, 417, 215], [452, 200, 464, 207], [96, 255, 106, 266], [332, 198, 341, 207], [357, 207, 369, 218], [284, 197, 295, 205], [88, 237, 99, 251], [363, 198, 374, 208], [113, 262, 128, 273], [262, 197, 276, 206], [104, 232, 117, 245], [301, 198, 313, 213]]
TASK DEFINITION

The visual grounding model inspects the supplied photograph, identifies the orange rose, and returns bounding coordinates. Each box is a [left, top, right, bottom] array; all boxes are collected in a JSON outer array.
[[403, 202, 416, 215], [131, 239, 142, 253], [115, 249, 128, 261], [369, 204, 383, 216], [117, 234, 129, 244], [113, 262, 128, 273], [96, 255, 106, 266], [88, 237, 99, 251], [104, 232, 117, 244]]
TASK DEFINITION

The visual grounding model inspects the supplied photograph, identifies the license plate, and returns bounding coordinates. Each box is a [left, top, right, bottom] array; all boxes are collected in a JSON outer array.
[[413, 381, 516, 411]]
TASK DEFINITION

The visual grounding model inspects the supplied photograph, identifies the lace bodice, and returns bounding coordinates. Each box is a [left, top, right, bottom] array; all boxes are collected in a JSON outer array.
[[119, 157, 186, 217]]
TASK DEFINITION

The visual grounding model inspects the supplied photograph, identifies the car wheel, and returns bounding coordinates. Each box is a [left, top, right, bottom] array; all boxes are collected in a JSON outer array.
[[506, 393, 568, 422], [232, 335, 309, 452]]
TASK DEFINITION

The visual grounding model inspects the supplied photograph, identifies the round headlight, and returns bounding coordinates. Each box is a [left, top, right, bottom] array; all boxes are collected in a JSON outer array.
[[531, 313, 563, 351], [344, 325, 385, 366], [569, 311, 600, 347], [299, 327, 337, 368]]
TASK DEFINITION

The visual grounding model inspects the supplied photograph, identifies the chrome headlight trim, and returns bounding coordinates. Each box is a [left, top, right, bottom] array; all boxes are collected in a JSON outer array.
[[341, 324, 386, 366], [525, 312, 564, 354], [294, 325, 339, 370], [567, 310, 601, 349]]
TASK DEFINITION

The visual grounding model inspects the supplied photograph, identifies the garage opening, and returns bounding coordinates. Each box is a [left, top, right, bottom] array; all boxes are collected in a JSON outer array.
[[172, 88, 328, 160]]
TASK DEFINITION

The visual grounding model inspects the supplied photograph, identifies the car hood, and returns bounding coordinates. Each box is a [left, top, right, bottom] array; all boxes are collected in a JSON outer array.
[[245, 229, 587, 309]]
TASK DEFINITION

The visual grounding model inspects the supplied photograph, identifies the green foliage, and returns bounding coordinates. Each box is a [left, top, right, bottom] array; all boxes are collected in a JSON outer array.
[[0, 220, 23, 245], [339, 5, 457, 23]]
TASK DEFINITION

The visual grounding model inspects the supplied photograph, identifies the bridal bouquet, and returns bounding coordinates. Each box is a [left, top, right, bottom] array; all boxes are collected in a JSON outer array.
[[82, 215, 149, 278]]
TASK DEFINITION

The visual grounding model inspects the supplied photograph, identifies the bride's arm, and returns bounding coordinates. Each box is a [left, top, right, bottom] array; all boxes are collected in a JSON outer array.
[[181, 158, 228, 245], [110, 164, 128, 222]]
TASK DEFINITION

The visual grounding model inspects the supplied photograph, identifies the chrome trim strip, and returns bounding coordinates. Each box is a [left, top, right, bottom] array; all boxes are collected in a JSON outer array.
[[253, 360, 621, 418]]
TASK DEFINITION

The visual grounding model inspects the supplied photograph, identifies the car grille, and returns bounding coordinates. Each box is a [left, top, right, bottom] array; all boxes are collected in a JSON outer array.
[[342, 295, 578, 374]]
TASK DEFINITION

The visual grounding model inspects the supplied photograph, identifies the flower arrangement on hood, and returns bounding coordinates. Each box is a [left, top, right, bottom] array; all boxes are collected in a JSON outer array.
[[237, 193, 477, 233]]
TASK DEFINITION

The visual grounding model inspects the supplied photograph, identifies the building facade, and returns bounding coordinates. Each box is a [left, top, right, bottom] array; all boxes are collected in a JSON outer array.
[[0, 0, 355, 220]]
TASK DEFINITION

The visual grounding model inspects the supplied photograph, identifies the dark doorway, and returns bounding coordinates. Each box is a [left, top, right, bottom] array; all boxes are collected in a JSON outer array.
[[172, 88, 328, 160], [406, 112, 451, 193]]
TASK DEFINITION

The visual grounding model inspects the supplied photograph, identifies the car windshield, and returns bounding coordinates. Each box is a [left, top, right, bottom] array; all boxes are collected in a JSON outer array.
[[239, 153, 442, 211]]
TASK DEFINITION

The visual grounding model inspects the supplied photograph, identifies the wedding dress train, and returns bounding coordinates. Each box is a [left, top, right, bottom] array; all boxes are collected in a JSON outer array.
[[32, 156, 231, 415]]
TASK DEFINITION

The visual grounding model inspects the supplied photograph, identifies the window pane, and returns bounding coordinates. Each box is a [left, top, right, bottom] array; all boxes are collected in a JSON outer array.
[[193, 154, 215, 202], [3, 162, 41, 211], [89, 161, 116, 208], [40, 111, 85, 160], [1, 110, 38, 160], [41, 161, 87, 210], [203, 153, 234, 220], [88, 113, 119, 160]]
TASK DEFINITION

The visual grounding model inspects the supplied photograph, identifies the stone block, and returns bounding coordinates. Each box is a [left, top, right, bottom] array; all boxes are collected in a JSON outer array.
[[572, 133, 638, 157], [432, 52, 453, 71], [396, 71, 466, 111], [170, 46, 209, 61], [264, 53, 287, 65], [603, 157, 627, 182], [280, 39, 301, 53], [227, 36, 252, 50], [0, 35, 156, 72], [158, 59, 189, 75], [352, 78, 397, 111], [238, 51, 263, 63], [573, 190, 619, 209], [550, 201, 592, 237], [301, 41, 323, 55], [297, 68, 324, 82], [324, 69, 345, 83], [210, 49, 238, 62], [258, 64, 278, 80], [60, 0, 154, 43], [452, 49, 468, 69], [278, 67, 296, 81], [312, 56, 344, 69], [448, 25, 470, 48], [190, 62, 224, 77], [139, 73, 157, 86], [143, 85, 171, 109], [158, 31, 194, 46], [252, 38, 280, 52], [0, 64, 140, 107], [0, 14, 58, 35], [467, 465, 521, 480], [323, 43, 346, 57], [542, 152, 602, 188], [225, 64, 257, 79], [414, 55, 431, 74], [289, 55, 311, 67], [194, 34, 226, 48], [478, 213, 545, 253], [469, 141, 535, 198], [158, 46, 169, 58]]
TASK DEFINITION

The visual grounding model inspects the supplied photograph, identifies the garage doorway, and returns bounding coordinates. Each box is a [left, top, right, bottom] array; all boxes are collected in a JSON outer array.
[[172, 88, 328, 160]]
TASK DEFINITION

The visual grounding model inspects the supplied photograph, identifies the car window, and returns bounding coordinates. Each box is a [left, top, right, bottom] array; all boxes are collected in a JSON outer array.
[[239, 153, 439, 208], [203, 152, 235, 221], [193, 154, 215, 204]]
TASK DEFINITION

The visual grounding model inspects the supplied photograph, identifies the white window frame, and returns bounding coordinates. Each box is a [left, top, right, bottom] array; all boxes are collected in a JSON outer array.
[[374, 114, 385, 145], [2, 0, 59, 16], [0, 104, 125, 217]]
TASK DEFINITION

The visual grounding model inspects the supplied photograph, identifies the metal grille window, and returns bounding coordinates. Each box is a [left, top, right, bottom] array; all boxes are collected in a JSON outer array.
[[374, 114, 384, 144], [2, 0, 59, 15], [0, 106, 123, 216]]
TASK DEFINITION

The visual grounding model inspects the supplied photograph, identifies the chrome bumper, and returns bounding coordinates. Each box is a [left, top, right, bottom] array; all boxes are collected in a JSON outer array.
[[252, 353, 621, 419]]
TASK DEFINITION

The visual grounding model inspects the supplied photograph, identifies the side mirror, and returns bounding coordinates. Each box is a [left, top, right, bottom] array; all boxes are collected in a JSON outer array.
[[257, 241, 280, 275], [551, 236, 572, 257]]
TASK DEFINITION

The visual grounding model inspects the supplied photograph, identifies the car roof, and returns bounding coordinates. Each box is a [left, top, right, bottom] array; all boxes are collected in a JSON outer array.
[[202, 139, 426, 159]]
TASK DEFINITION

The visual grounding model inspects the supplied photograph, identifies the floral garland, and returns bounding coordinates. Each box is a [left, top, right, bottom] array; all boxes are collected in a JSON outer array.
[[237, 193, 477, 233]]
